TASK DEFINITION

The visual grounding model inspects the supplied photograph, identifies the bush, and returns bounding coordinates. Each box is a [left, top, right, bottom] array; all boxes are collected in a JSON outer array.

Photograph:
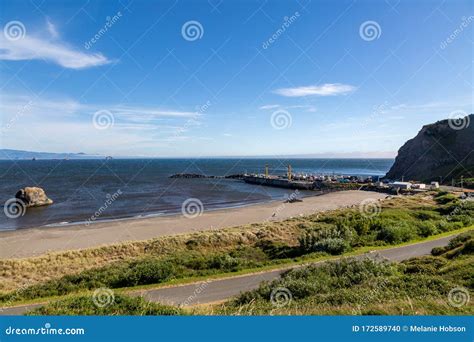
[[437, 221, 464, 232], [28, 294, 184, 316], [120, 259, 176, 287], [377, 222, 416, 244], [435, 194, 460, 205], [414, 210, 441, 221], [313, 238, 350, 255], [417, 222, 438, 237], [299, 234, 350, 255]]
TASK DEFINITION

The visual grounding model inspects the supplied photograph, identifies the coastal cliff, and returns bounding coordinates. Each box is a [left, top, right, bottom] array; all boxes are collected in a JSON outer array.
[[385, 114, 474, 182]]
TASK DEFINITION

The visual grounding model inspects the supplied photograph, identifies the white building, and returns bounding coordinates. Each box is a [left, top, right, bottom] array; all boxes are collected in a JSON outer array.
[[389, 181, 412, 190], [412, 183, 426, 189]]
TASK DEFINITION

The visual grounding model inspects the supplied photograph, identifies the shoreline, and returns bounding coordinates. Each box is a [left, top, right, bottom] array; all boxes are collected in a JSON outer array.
[[0, 190, 387, 259]]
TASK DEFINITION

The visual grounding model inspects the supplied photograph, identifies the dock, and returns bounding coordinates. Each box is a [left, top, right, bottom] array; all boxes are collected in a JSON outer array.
[[243, 175, 315, 190]]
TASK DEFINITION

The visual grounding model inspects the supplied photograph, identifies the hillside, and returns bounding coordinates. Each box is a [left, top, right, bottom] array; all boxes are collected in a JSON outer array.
[[0, 149, 104, 160], [385, 114, 474, 183]]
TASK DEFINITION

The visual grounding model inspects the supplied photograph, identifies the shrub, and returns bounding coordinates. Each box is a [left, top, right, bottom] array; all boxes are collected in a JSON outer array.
[[417, 222, 438, 237], [414, 210, 441, 221], [299, 234, 350, 255], [28, 294, 184, 316], [435, 194, 460, 205], [377, 222, 416, 244]]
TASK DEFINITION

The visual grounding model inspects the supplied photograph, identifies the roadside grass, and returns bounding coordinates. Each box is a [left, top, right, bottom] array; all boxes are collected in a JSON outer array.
[[27, 294, 184, 316], [2, 227, 472, 309], [203, 231, 474, 316], [23, 231, 474, 316]]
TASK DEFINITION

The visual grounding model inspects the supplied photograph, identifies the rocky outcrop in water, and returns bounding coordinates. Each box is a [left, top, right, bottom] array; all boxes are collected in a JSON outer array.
[[15, 187, 53, 207], [385, 114, 474, 182]]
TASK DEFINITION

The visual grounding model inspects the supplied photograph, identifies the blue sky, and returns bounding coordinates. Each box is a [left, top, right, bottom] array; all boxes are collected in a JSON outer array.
[[0, 0, 472, 157]]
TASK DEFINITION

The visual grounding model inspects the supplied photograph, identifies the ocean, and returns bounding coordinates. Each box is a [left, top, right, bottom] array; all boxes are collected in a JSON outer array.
[[0, 158, 393, 231]]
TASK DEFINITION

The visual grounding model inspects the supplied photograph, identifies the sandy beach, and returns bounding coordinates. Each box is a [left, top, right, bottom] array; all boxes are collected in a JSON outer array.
[[0, 190, 387, 259]]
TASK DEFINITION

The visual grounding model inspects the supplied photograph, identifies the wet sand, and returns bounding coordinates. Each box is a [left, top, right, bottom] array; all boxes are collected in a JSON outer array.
[[0, 190, 387, 259]]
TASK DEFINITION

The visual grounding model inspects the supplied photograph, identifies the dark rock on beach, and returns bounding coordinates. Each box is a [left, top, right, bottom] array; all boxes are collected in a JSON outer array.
[[15, 187, 53, 207]]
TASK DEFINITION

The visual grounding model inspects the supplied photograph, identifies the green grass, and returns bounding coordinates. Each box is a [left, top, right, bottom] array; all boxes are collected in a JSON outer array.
[[27, 294, 184, 316], [211, 231, 474, 315], [2, 226, 470, 309], [1, 193, 473, 306], [30, 231, 474, 316]]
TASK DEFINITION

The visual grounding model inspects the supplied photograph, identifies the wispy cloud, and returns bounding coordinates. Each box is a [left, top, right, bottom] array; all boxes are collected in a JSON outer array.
[[259, 104, 280, 110], [0, 94, 199, 127], [46, 19, 59, 39], [112, 106, 197, 119], [0, 21, 110, 69], [1, 93, 204, 155], [273, 83, 355, 97], [259, 104, 317, 112]]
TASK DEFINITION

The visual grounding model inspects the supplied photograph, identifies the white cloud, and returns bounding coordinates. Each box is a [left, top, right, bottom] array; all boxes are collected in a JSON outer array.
[[0, 94, 199, 127], [273, 83, 355, 97], [0, 22, 110, 69], [0, 94, 204, 155], [112, 106, 198, 119], [46, 19, 59, 39], [259, 104, 280, 110], [259, 104, 317, 112]]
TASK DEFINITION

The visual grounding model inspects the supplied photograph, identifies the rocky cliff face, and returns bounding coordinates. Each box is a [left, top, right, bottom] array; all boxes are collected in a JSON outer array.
[[385, 114, 474, 182]]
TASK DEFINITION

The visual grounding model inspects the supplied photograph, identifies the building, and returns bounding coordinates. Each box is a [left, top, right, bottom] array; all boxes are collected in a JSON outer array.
[[430, 182, 440, 189], [412, 183, 426, 189], [389, 181, 412, 190]]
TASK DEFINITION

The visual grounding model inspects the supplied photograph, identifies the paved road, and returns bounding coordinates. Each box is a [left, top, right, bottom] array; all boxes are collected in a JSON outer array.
[[0, 234, 456, 315], [132, 235, 454, 306]]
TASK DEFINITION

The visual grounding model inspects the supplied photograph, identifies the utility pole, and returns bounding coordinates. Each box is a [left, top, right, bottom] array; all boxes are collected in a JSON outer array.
[[461, 175, 464, 192]]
